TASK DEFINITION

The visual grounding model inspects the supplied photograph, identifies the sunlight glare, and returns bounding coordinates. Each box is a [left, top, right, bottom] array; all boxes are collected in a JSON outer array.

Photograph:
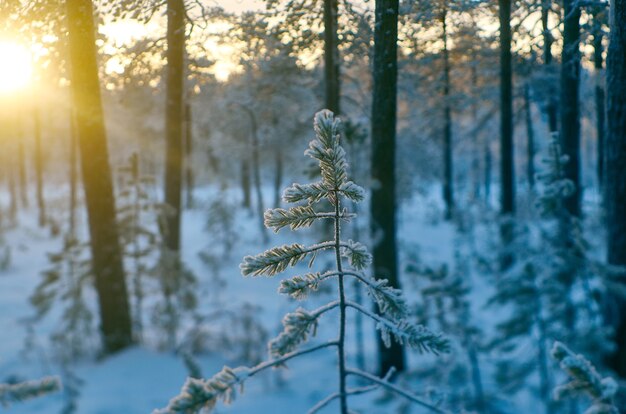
[[0, 42, 33, 95]]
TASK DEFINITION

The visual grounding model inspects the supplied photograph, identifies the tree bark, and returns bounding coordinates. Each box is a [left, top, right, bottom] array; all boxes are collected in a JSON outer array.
[[66, 0, 132, 353], [163, 0, 186, 251], [442, 6, 454, 220], [184, 103, 194, 209], [499, 0, 515, 270], [33, 107, 46, 227], [542, 1, 558, 133], [560, 0, 582, 217], [524, 84, 536, 189], [371, 0, 405, 374], [324, 0, 340, 114], [499, 0, 515, 216], [605, 0, 626, 379], [592, 7, 606, 188]]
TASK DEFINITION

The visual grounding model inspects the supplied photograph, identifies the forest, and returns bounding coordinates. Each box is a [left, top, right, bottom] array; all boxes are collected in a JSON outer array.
[[0, 0, 625, 413]]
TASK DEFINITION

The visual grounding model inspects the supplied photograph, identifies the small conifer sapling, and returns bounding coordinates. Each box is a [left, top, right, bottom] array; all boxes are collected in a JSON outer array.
[[156, 110, 449, 414]]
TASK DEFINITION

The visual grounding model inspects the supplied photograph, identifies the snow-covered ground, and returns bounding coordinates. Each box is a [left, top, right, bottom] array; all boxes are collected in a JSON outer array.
[[0, 186, 483, 414]]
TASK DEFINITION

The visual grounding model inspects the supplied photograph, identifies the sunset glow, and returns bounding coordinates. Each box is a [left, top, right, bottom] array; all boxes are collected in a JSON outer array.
[[0, 41, 33, 95]]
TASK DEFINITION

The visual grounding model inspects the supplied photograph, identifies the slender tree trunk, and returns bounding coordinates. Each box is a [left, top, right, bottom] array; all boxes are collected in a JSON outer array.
[[605, 0, 626, 379], [542, 2, 558, 133], [524, 84, 536, 189], [248, 109, 267, 243], [560, 0, 582, 217], [17, 121, 28, 209], [241, 160, 251, 210], [371, 0, 405, 375], [184, 103, 194, 209], [66, 0, 132, 353], [163, 0, 186, 251], [442, 6, 454, 220], [499, 0, 515, 269], [467, 343, 485, 413], [274, 149, 283, 208], [69, 107, 78, 236], [33, 107, 46, 227], [324, 0, 340, 114], [592, 7, 606, 188]]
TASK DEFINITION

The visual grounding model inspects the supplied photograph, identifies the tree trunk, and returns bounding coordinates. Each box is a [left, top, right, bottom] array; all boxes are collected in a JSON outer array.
[[184, 103, 194, 209], [33, 107, 46, 227], [163, 0, 186, 251], [241, 159, 251, 209], [274, 149, 283, 208], [592, 7, 606, 188], [69, 107, 78, 236], [17, 121, 28, 209], [66, 0, 132, 353], [323, 0, 340, 114], [605, 0, 626, 379], [542, 2, 558, 133], [524, 84, 536, 189], [560, 0, 582, 217], [371, 0, 405, 375], [499, 0, 515, 270], [442, 6, 454, 220]]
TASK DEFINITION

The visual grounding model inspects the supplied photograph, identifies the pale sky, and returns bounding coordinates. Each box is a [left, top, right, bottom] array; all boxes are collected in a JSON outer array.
[[214, 0, 264, 13]]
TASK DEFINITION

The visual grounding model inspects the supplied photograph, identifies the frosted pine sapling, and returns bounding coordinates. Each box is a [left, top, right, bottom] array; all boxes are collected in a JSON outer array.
[[551, 342, 618, 414], [156, 110, 449, 414]]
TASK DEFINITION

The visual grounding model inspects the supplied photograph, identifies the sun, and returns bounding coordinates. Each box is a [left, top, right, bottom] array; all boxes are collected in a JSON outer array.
[[0, 41, 33, 95]]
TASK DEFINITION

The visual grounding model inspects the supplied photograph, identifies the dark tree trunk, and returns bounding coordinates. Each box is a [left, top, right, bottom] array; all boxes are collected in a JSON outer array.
[[499, 0, 515, 216], [542, 2, 558, 133], [560, 0, 582, 217], [524, 84, 536, 189], [163, 0, 186, 251], [33, 107, 46, 227], [66, 0, 132, 353], [371, 0, 405, 375], [592, 7, 606, 188], [274, 149, 283, 208], [605, 0, 626, 379], [184, 103, 194, 209], [17, 122, 28, 209], [499, 0, 515, 270], [324, 0, 340, 114], [69, 107, 78, 236], [241, 160, 251, 210], [442, 6, 454, 220]]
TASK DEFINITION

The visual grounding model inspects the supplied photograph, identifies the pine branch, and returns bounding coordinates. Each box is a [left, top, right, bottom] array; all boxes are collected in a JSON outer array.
[[347, 301, 449, 354], [340, 240, 372, 270], [156, 342, 339, 414], [283, 182, 330, 204], [0, 376, 61, 406], [264, 206, 354, 233], [240, 242, 334, 277], [269, 302, 339, 358], [551, 342, 618, 414], [346, 369, 449, 414], [278, 272, 327, 299]]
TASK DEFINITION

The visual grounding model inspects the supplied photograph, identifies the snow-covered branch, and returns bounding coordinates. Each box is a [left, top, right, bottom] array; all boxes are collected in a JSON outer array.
[[347, 301, 449, 354], [0, 376, 61, 406]]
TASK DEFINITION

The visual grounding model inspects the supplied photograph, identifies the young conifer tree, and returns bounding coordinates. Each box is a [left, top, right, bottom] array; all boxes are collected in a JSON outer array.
[[156, 110, 449, 414]]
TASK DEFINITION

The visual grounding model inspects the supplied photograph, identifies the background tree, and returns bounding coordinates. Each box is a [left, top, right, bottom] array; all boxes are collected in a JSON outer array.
[[604, 0, 626, 380], [371, 0, 404, 375], [66, 0, 133, 353]]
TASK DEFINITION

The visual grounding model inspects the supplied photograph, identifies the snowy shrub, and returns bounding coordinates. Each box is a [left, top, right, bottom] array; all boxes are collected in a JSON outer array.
[[0, 376, 61, 407], [551, 341, 618, 414], [156, 110, 449, 414]]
